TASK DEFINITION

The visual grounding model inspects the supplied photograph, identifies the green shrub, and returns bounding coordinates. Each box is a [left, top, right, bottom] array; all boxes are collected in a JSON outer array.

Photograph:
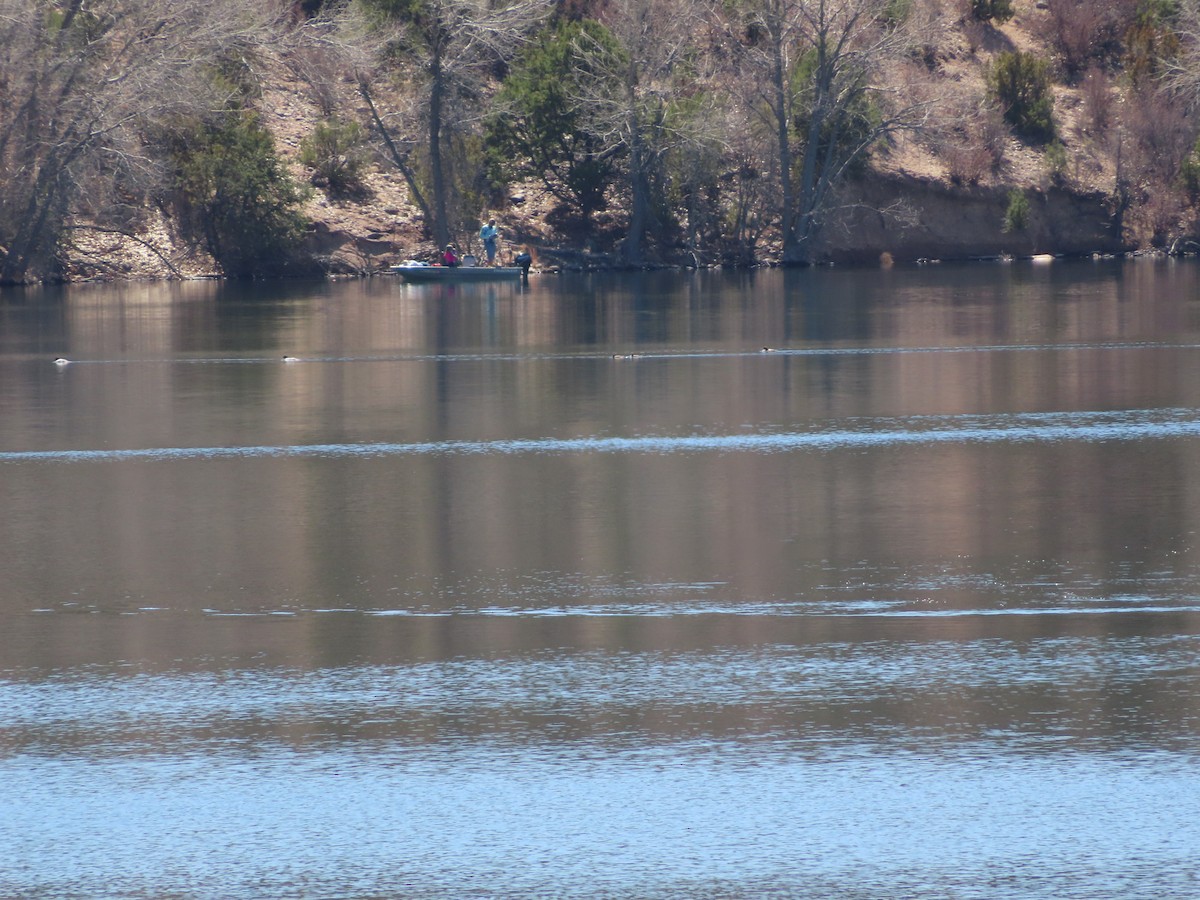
[[989, 51, 1056, 143], [1003, 189, 1030, 233], [170, 112, 310, 278], [1044, 140, 1068, 184], [971, 0, 1014, 24], [1181, 137, 1200, 200], [299, 119, 369, 195], [483, 19, 624, 224], [1125, 0, 1181, 87], [884, 0, 913, 26]]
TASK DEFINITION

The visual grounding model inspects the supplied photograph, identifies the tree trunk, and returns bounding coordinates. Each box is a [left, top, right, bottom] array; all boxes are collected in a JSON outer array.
[[786, 34, 835, 266], [1, 140, 79, 283], [624, 138, 649, 264], [772, 26, 800, 263], [428, 42, 450, 249], [358, 79, 432, 225], [621, 70, 648, 266]]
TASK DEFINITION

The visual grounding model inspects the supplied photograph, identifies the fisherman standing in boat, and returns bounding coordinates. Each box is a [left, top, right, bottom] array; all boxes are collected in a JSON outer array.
[[479, 219, 499, 266]]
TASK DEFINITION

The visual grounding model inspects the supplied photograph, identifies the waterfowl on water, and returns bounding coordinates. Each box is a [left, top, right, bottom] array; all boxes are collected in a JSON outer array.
[[53, 358, 70, 366], [282, 356, 300, 363]]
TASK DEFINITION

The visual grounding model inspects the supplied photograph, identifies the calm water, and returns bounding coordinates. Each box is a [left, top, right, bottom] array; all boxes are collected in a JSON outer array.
[[2, 261, 1200, 899]]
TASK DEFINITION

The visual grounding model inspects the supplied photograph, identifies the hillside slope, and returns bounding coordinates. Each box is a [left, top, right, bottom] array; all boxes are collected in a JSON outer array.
[[63, 0, 1181, 279]]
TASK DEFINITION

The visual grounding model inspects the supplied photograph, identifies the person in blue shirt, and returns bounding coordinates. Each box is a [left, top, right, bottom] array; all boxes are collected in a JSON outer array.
[[479, 219, 499, 265]]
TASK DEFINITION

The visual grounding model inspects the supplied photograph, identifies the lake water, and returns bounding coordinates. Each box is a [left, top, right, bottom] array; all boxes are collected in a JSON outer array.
[[2, 261, 1200, 899]]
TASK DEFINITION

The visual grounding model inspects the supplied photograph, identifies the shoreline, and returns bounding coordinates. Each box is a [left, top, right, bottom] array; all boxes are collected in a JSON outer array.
[[7, 247, 1186, 289]]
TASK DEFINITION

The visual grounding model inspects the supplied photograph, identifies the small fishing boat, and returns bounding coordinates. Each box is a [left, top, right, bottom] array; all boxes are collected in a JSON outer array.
[[389, 262, 523, 282]]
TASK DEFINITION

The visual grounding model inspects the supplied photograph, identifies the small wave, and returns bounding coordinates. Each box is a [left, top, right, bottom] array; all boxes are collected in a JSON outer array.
[[4, 408, 1200, 463], [343, 600, 1200, 619]]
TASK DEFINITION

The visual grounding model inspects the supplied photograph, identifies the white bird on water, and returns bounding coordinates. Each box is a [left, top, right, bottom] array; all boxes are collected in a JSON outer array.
[[282, 356, 300, 363], [53, 358, 70, 366]]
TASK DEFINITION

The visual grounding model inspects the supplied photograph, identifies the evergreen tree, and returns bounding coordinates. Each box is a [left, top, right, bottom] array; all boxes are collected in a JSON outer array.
[[989, 51, 1056, 143], [485, 19, 625, 225], [169, 112, 310, 278]]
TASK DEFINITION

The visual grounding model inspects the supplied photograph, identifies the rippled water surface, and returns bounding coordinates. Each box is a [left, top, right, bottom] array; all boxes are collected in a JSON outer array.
[[3, 262, 1200, 898]]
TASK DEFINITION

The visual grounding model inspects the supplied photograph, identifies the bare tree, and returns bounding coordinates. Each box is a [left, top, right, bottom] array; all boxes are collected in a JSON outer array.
[[722, 0, 933, 264], [346, 0, 552, 249], [573, 0, 711, 264], [1164, 0, 1200, 105], [1043, 0, 1135, 83], [0, 0, 287, 283], [292, 8, 434, 226]]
